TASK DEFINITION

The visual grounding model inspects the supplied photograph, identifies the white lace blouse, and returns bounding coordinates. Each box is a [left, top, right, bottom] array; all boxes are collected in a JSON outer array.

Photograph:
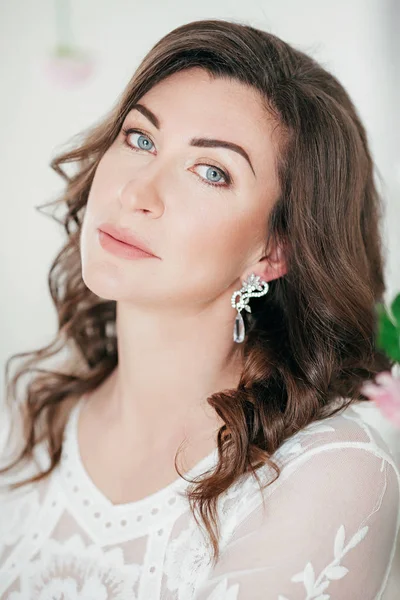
[[0, 394, 399, 599]]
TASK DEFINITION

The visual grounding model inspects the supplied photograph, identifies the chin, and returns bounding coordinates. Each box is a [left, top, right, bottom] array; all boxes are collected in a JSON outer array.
[[81, 260, 127, 301], [82, 275, 119, 301]]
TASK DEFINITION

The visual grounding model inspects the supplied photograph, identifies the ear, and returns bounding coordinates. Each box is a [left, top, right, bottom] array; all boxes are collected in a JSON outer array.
[[240, 241, 287, 284]]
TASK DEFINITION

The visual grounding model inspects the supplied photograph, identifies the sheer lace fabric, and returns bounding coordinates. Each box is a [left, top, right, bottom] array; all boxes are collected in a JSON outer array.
[[0, 396, 399, 599]]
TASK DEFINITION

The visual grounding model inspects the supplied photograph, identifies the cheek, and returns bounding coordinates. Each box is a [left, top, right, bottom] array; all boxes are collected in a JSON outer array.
[[86, 156, 117, 213], [170, 204, 263, 292], [184, 199, 264, 259], [79, 159, 117, 275]]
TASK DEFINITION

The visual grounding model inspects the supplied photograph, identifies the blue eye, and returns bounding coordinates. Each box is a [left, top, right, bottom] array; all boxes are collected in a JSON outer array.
[[194, 165, 228, 188], [123, 128, 155, 152], [121, 127, 232, 189]]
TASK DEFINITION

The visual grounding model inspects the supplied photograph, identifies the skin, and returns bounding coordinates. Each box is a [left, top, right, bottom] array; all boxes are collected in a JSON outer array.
[[78, 67, 287, 497]]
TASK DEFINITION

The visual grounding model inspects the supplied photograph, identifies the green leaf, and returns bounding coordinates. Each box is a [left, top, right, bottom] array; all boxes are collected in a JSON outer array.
[[377, 311, 400, 362], [391, 293, 400, 326], [376, 302, 390, 322]]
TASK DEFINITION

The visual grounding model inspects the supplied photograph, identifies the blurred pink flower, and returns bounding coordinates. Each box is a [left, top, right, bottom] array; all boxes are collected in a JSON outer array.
[[44, 48, 95, 88], [361, 371, 400, 428]]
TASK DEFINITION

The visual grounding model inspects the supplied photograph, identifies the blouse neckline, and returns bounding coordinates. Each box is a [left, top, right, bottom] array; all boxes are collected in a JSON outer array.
[[57, 393, 220, 531]]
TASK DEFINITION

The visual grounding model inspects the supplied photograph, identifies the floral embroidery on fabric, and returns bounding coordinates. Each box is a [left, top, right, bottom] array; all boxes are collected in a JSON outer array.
[[205, 579, 240, 600], [278, 524, 369, 600], [164, 522, 213, 599], [8, 534, 140, 600], [280, 423, 336, 458], [0, 488, 40, 561]]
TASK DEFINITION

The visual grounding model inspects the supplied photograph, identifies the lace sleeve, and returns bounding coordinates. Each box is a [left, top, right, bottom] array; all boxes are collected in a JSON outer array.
[[194, 445, 400, 600]]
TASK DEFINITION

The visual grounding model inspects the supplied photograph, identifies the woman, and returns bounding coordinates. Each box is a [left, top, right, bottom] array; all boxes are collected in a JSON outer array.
[[0, 18, 399, 599]]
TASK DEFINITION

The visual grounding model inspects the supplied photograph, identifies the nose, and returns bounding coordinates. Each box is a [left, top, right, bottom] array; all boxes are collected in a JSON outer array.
[[118, 162, 165, 218]]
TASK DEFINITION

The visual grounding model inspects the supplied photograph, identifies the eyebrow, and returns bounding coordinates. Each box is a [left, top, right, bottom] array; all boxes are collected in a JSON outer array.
[[130, 103, 256, 178]]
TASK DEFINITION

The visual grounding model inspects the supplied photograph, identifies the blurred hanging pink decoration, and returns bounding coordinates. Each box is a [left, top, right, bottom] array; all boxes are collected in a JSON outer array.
[[360, 293, 400, 428], [361, 371, 400, 428], [44, 0, 95, 88]]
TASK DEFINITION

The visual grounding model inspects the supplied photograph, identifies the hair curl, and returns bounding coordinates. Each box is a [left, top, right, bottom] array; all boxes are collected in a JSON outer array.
[[1, 18, 392, 566]]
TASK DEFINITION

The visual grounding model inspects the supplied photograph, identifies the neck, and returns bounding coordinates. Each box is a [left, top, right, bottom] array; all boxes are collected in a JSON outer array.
[[98, 296, 244, 447]]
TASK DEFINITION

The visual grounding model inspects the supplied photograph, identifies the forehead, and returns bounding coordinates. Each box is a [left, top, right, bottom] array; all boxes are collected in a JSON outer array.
[[132, 68, 272, 135]]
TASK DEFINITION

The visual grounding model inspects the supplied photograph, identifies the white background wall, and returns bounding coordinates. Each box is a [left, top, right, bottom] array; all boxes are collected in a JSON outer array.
[[0, 0, 399, 595]]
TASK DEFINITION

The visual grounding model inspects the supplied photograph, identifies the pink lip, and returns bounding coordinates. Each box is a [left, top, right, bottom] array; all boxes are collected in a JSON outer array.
[[99, 223, 159, 258], [98, 224, 159, 258]]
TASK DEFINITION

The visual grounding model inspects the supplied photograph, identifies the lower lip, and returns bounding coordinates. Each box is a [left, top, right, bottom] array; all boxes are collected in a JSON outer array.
[[98, 230, 157, 260]]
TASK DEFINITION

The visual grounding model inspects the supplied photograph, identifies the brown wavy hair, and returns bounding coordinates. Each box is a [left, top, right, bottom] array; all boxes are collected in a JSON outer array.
[[1, 18, 392, 565]]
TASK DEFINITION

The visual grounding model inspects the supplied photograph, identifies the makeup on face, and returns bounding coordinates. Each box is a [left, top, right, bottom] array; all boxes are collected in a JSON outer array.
[[97, 228, 159, 260]]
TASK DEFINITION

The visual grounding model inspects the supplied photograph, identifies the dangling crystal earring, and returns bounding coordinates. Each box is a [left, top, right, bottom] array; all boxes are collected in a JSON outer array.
[[231, 273, 269, 343]]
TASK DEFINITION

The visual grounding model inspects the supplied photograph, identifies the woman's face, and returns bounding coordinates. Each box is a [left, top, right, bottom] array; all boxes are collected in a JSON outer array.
[[80, 67, 282, 310]]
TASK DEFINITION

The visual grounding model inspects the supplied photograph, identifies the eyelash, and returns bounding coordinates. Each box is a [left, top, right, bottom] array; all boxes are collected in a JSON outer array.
[[121, 127, 232, 189]]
